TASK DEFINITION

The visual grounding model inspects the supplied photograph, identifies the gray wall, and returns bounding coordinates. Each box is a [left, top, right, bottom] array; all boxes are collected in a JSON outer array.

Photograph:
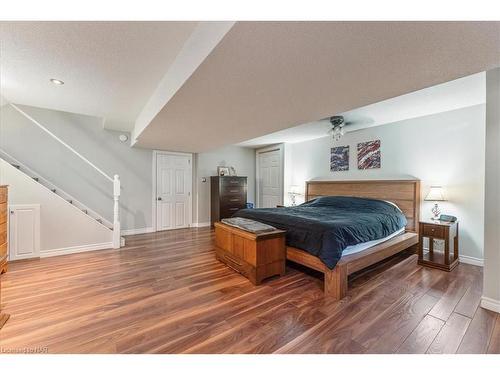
[[483, 67, 500, 305], [284, 104, 486, 260], [194, 145, 256, 224], [1, 104, 153, 230]]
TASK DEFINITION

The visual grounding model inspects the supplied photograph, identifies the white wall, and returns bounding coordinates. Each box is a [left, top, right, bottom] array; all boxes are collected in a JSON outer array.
[[284, 104, 486, 261], [194, 145, 256, 225], [1, 104, 153, 231], [0, 104, 256, 232], [0, 159, 113, 255], [482, 67, 500, 312]]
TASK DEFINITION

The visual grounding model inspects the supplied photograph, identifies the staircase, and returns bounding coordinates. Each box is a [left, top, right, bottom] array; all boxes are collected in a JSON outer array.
[[0, 148, 114, 230], [4, 102, 123, 249]]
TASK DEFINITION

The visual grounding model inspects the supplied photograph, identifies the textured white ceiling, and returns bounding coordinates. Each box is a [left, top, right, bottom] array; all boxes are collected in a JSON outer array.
[[0, 21, 198, 131], [237, 72, 486, 148], [135, 21, 500, 152]]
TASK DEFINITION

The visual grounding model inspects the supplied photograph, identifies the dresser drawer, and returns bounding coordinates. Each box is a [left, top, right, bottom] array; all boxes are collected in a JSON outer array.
[[221, 206, 243, 218], [220, 177, 246, 187], [422, 224, 445, 238], [0, 188, 6, 204], [0, 203, 6, 225], [221, 185, 245, 195], [223, 195, 246, 205]]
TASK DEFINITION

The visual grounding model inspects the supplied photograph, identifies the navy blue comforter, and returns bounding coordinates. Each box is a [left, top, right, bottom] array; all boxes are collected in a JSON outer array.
[[233, 196, 407, 269]]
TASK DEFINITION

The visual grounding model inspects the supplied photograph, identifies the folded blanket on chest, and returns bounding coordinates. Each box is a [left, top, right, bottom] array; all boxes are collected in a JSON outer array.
[[232, 196, 407, 269], [221, 217, 277, 233]]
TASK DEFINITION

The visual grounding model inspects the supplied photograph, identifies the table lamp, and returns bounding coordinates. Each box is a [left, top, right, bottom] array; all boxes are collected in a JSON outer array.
[[424, 186, 446, 220], [288, 185, 302, 206]]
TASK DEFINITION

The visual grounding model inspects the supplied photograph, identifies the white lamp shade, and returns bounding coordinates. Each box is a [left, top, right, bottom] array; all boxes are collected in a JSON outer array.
[[289, 185, 302, 195], [425, 186, 446, 201]]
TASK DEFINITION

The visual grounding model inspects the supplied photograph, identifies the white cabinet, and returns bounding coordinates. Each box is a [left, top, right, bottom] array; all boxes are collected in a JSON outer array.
[[9, 204, 40, 260]]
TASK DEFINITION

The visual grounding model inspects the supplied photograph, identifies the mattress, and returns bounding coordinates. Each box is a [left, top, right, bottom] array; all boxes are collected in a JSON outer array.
[[342, 227, 405, 256]]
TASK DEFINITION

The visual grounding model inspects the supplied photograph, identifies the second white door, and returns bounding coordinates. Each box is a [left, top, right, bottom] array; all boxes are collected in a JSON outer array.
[[257, 147, 283, 208], [156, 152, 192, 231]]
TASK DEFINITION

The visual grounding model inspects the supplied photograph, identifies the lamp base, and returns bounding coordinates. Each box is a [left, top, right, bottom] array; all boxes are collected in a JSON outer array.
[[431, 203, 441, 221]]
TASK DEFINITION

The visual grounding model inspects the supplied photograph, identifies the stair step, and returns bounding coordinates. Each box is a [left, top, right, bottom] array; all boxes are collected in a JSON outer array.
[[96, 219, 102, 223], [68, 200, 73, 204], [82, 209, 88, 214], [11, 164, 20, 169], [51, 189, 56, 193], [32, 177, 39, 182]]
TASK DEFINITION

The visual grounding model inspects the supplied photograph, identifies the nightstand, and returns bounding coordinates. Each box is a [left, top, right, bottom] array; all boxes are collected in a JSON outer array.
[[418, 220, 459, 271]]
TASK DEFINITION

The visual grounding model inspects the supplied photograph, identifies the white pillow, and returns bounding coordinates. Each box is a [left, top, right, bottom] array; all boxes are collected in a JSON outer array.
[[384, 200, 403, 212]]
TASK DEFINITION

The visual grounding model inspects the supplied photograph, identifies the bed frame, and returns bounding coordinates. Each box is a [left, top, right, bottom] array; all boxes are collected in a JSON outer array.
[[286, 179, 420, 300]]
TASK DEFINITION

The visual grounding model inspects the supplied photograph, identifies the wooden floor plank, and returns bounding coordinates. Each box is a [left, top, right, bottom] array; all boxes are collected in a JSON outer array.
[[454, 268, 483, 318], [487, 314, 500, 354], [457, 306, 497, 354], [397, 314, 445, 354], [427, 268, 474, 322], [361, 294, 439, 353], [427, 312, 471, 354], [0, 228, 497, 354]]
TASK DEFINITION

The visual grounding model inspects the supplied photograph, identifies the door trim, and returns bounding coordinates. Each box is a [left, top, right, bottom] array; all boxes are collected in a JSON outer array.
[[255, 144, 284, 208], [9, 204, 40, 261], [152, 150, 193, 232]]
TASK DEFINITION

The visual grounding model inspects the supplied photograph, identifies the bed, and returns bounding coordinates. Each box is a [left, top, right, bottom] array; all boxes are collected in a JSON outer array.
[[234, 179, 420, 299]]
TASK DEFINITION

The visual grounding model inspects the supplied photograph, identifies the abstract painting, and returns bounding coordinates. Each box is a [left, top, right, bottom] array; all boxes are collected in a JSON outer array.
[[330, 146, 349, 172], [357, 140, 381, 169]]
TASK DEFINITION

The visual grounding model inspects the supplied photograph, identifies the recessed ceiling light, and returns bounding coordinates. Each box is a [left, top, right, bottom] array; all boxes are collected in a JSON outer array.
[[50, 78, 64, 85]]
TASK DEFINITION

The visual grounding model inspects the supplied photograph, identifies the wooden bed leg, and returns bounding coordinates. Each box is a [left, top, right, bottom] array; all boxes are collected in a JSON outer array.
[[324, 264, 347, 300]]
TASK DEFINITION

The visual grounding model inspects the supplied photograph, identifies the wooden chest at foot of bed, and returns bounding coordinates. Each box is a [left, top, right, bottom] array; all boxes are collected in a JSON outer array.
[[214, 222, 286, 285]]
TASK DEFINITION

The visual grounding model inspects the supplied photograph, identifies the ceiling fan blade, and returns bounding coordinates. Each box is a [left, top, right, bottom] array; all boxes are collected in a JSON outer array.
[[344, 116, 374, 127]]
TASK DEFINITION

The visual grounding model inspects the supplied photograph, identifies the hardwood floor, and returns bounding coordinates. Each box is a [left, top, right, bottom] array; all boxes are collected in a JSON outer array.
[[0, 227, 498, 354]]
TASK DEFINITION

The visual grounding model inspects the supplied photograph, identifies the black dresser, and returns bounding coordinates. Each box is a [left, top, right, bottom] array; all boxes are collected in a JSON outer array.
[[210, 176, 247, 226]]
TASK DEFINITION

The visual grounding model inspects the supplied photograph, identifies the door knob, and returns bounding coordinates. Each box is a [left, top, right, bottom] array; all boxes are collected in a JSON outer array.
[[157, 197, 162, 201]]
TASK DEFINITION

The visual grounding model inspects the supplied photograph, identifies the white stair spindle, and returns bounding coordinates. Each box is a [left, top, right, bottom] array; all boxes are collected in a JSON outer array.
[[112, 174, 121, 249]]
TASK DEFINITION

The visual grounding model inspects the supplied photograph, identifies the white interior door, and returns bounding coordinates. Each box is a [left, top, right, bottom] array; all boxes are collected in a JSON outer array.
[[156, 152, 192, 231], [257, 147, 283, 208], [9, 204, 40, 260]]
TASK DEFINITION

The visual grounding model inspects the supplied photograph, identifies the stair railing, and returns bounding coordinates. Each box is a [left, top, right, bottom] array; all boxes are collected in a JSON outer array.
[[9, 103, 121, 249]]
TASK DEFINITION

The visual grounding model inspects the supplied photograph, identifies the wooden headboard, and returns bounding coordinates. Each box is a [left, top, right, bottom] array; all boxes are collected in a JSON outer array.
[[305, 179, 420, 233]]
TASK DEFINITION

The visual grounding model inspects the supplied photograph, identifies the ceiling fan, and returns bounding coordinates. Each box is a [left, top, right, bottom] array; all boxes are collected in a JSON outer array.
[[327, 115, 374, 142]]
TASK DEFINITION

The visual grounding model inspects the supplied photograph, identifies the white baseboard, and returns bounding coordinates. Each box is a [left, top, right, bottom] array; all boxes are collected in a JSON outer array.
[[192, 222, 210, 228], [121, 227, 154, 236], [459, 255, 484, 267], [40, 242, 114, 258], [480, 296, 500, 313]]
